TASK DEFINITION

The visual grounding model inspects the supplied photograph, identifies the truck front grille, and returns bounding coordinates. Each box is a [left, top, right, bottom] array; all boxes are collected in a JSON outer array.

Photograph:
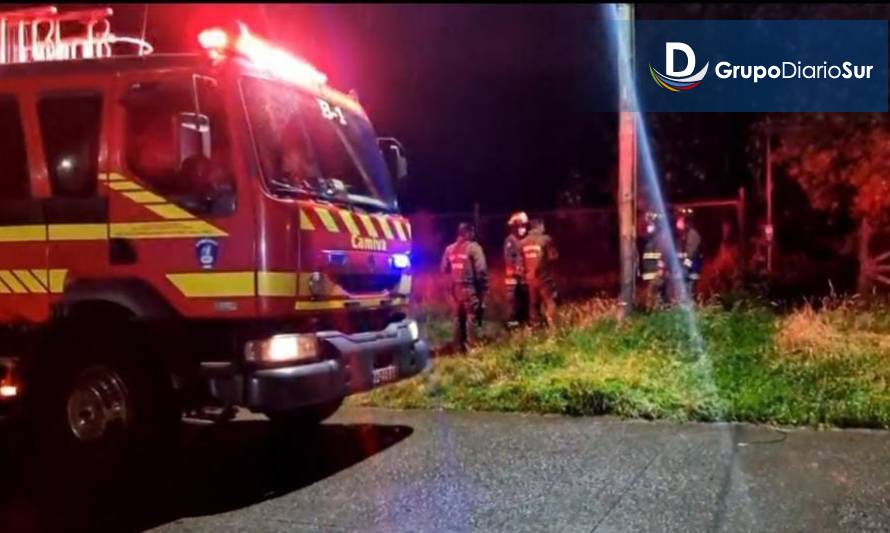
[[333, 273, 401, 294]]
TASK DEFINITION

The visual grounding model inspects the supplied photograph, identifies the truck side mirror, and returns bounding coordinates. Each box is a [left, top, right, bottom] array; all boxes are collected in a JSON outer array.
[[378, 137, 408, 181]]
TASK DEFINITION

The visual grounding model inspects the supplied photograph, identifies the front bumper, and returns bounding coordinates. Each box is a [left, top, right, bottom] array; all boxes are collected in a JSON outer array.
[[208, 318, 429, 413]]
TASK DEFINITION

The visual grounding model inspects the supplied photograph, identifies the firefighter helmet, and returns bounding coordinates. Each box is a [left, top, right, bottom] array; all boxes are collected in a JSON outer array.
[[507, 211, 529, 227], [674, 207, 694, 231], [457, 222, 476, 240], [675, 207, 694, 219], [644, 211, 661, 235]]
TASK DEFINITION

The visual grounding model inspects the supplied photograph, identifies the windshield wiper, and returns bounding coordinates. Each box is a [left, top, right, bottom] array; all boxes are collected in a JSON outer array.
[[268, 178, 308, 196]]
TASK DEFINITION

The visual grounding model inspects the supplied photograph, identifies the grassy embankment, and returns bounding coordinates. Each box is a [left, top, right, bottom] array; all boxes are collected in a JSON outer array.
[[352, 298, 890, 428]]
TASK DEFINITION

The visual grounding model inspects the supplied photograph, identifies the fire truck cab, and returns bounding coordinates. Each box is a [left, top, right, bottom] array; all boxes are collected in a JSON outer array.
[[0, 7, 428, 459]]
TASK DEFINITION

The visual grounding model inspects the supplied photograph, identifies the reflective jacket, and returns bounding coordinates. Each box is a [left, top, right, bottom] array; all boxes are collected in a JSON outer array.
[[441, 238, 488, 292], [503, 233, 524, 285], [519, 229, 558, 284], [640, 236, 664, 281]]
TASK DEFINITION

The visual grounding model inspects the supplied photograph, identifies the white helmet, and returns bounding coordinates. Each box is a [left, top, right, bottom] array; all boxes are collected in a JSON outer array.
[[508, 211, 529, 226]]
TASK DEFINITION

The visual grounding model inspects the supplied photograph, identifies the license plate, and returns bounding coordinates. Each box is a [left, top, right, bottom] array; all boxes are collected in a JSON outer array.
[[372, 365, 398, 386]]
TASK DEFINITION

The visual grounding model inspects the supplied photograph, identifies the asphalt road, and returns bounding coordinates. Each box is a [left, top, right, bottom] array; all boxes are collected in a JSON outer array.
[[4, 407, 890, 532]]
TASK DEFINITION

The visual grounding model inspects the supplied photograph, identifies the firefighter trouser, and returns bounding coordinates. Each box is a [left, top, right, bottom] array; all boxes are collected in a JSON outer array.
[[684, 276, 698, 300], [641, 273, 667, 308], [528, 279, 556, 328], [506, 279, 529, 326], [451, 285, 483, 352]]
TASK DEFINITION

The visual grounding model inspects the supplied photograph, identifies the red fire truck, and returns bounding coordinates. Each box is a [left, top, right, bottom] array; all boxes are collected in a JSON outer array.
[[0, 7, 428, 461]]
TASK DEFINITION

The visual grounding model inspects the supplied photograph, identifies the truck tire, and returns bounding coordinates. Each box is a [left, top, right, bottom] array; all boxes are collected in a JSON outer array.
[[25, 325, 180, 482], [264, 398, 344, 429]]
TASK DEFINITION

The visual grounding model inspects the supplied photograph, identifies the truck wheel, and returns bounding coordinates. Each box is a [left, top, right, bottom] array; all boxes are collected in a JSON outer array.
[[265, 398, 344, 428], [26, 329, 180, 480]]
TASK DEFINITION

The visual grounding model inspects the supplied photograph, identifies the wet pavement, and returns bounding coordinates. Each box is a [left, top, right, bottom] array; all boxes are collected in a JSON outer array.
[[3, 407, 890, 532]]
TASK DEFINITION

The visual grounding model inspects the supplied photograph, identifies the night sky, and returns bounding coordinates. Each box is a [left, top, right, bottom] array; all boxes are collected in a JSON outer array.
[[105, 3, 619, 214], [29, 4, 858, 215]]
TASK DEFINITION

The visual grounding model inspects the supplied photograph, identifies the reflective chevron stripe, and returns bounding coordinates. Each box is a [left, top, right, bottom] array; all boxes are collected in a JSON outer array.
[[315, 207, 340, 232], [0, 269, 67, 294], [339, 210, 362, 236], [297, 202, 411, 243], [374, 214, 394, 239], [391, 218, 407, 241]]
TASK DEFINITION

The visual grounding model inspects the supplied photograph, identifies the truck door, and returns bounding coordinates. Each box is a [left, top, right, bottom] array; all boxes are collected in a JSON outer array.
[[36, 90, 110, 308], [110, 73, 255, 318], [0, 94, 48, 323]]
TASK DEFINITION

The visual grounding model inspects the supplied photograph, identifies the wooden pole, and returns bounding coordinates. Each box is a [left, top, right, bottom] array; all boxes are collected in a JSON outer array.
[[617, 3, 637, 318]]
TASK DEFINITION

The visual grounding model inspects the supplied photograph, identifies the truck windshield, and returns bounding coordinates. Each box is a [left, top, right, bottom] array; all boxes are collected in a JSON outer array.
[[241, 76, 397, 211]]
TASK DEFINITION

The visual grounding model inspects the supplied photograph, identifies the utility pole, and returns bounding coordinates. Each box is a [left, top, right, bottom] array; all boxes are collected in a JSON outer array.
[[616, 3, 637, 318]]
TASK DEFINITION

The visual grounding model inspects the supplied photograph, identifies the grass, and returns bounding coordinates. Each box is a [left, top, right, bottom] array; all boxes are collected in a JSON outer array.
[[351, 298, 890, 428]]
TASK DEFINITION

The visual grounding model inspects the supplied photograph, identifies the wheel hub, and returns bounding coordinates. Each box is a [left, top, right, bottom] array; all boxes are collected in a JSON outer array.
[[66, 366, 130, 442]]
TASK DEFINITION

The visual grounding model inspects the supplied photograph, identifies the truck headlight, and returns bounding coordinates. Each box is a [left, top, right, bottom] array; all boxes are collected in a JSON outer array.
[[0, 357, 19, 399], [245, 334, 319, 364], [391, 253, 411, 269], [407, 320, 420, 342]]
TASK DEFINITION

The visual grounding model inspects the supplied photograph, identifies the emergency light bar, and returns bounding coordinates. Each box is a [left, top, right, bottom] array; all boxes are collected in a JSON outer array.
[[0, 5, 153, 65], [199, 23, 328, 87]]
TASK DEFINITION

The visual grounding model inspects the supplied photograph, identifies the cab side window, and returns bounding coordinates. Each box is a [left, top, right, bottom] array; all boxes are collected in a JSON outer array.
[[0, 96, 30, 199], [123, 77, 236, 216], [37, 93, 102, 198]]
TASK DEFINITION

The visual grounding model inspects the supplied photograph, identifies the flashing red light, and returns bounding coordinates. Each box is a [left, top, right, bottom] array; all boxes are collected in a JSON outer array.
[[234, 23, 328, 86], [198, 28, 229, 51], [197, 23, 329, 88]]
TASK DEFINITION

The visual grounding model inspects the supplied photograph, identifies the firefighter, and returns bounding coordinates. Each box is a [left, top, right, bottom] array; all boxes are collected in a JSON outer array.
[[640, 211, 668, 308], [504, 211, 530, 329], [675, 207, 703, 299], [440, 222, 489, 353], [520, 218, 559, 328]]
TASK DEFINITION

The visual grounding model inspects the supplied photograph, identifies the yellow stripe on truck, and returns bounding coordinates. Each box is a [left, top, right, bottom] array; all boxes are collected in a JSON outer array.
[[48, 224, 106, 241], [294, 296, 394, 311], [338, 210, 362, 236], [49, 269, 68, 293], [144, 204, 196, 220], [12, 270, 46, 293], [29, 269, 48, 287], [357, 214, 378, 238], [0, 271, 27, 294], [110, 221, 227, 239], [314, 207, 340, 232], [391, 219, 407, 241], [166, 272, 255, 298], [0, 223, 226, 241], [300, 209, 316, 231], [257, 272, 298, 297], [107, 181, 143, 191], [374, 215, 394, 239], [0, 225, 46, 242], [122, 191, 166, 204]]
